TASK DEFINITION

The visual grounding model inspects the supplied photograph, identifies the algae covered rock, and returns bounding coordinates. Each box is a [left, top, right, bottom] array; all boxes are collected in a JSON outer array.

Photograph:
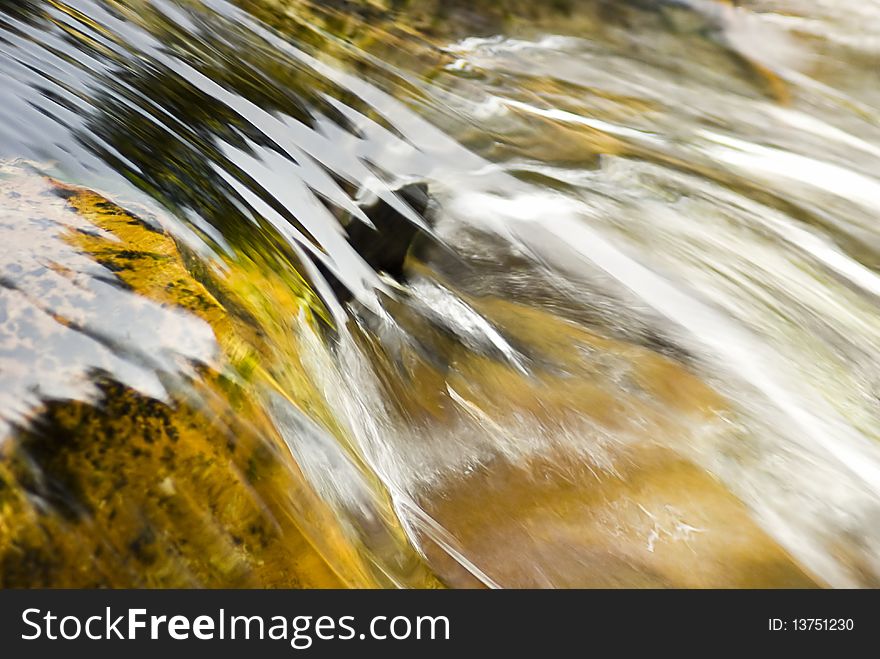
[[0, 163, 434, 588]]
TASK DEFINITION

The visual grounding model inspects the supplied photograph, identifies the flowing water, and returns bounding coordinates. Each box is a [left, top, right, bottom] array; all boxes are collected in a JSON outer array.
[[1, 0, 880, 588]]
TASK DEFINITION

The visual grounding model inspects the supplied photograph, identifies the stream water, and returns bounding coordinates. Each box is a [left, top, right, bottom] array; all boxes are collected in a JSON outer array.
[[2, 0, 880, 588]]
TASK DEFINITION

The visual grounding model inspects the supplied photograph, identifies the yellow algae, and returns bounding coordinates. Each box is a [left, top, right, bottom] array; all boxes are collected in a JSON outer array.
[[0, 179, 430, 587], [0, 381, 345, 587]]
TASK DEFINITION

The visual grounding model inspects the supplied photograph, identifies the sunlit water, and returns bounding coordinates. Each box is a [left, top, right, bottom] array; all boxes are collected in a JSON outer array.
[[2, 0, 880, 587]]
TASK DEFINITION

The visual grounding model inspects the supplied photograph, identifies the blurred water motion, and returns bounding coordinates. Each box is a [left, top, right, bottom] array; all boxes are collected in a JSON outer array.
[[1, 0, 880, 587]]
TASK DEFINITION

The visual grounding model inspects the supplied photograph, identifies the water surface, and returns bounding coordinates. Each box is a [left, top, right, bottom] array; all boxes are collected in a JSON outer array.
[[2, 0, 880, 587]]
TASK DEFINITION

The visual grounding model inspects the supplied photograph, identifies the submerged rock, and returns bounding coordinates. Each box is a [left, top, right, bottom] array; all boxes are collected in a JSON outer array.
[[317, 182, 435, 302], [346, 183, 431, 281], [348, 292, 819, 588]]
